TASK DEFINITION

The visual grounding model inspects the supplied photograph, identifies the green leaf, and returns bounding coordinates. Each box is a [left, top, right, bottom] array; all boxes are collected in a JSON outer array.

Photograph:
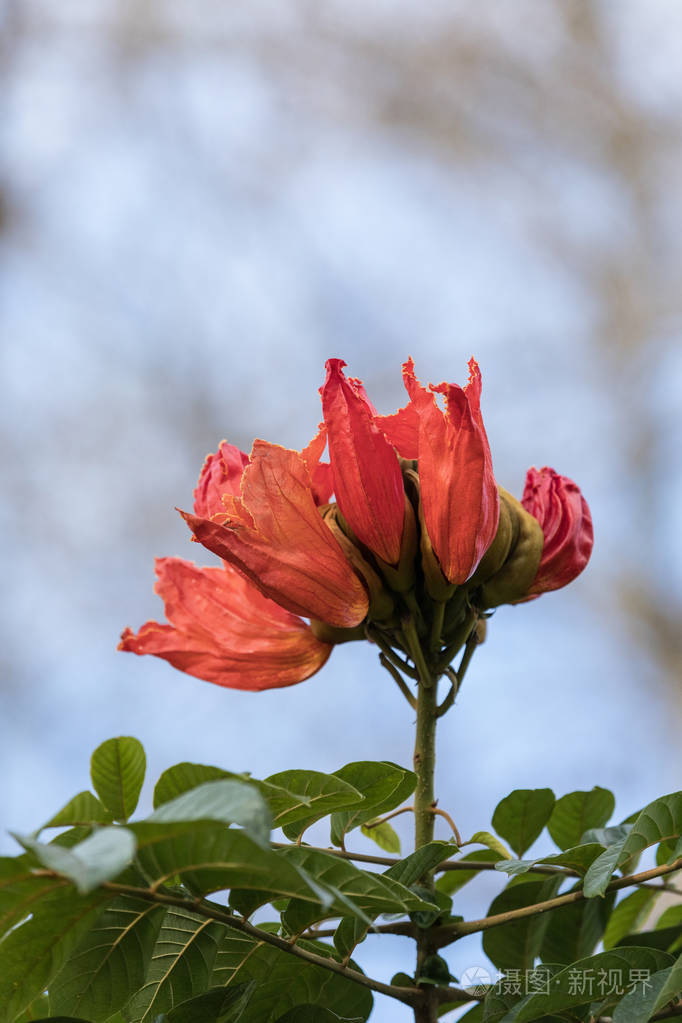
[[585, 791, 682, 897], [47, 826, 94, 849], [390, 972, 415, 987], [329, 762, 416, 846], [620, 792, 682, 862], [11, 994, 50, 1022], [153, 762, 232, 807], [616, 926, 682, 952], [495, 843, 605, 878], [547, 787, 615, 851], [211, 931, 372, 1021], [383, 841, 453, 886], [602, 888, 660, 950], [657, 838, 678, 865], [613, 952, 682, 1023], [266, 769, 364, 839], [657, 904, 682, 930], [130, 821, 330, 905], [583, 841, 624, 898], [492, 789, 555, 858], [123, 907, 226, 1022], [481, 964, 567, 1023], [467, 831, 513, 860], [43, 791, 114, 829], [153, 764, 332, 843], [658, 835, 682, 864], [275, 1009, 363, 1022], [279, 846, 438, 933], [360, 819, 401, 853], [333, 842, 452, 959], [49, 896, 166, 1020], [13, 827, 136, 894], [482, 875, 562, 971], [0, 887, 110, 1022], [148, 779, 271, 847], [160, 982, 256, 1022], [436, 849, 502, 896], [539, 888, 615, 965], [511, 947, 675, 1022], [581, 824, 630, 847], [409, 885, 452, 929], [453, 1004, 484, 1022], [332, 916, 367, 961], [90, 737, 146, 822], [417, 953, 452, 985], [0, 857, 69, 936]]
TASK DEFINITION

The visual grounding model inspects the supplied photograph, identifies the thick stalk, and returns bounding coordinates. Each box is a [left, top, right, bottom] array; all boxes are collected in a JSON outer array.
[[413, 670, 439, 1022]]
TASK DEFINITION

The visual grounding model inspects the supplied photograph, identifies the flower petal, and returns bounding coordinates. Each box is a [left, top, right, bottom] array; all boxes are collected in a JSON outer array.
[[375, 359, 420, 459], [301, 423, 334, 506], [119, 558, 332, 691], [193, 441, 249, 518], [406, 358, 499, 585], [321, 359, 405, 564], [522, 466, 593, 595], [182, 440, 369, 629]]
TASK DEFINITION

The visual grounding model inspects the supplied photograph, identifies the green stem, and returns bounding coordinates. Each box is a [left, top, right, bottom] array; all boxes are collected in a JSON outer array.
[[367, 625, 419, 679], [413, 659, 439, 1022], [380, 654, 417, 709], [404, 589, 428, 636], [403, 615, 433, 688], [436, 668, 459, 718], [413, 681, 437, 851], [455, 625, 480, 690], [429, 599, 446, 653]]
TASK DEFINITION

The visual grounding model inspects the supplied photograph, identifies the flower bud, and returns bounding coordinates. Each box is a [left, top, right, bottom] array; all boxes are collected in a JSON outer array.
[[522, 466, 593, 595], [477, 490, 544, 608], [402, 467, 457, 602], [375, 493, 419, 594], [467, 490, 514, 587], [321, 504, 396, 623]]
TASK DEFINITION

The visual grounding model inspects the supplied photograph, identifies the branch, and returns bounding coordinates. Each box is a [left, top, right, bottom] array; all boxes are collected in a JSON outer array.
[[364, 805, 414, 829], [435, 986, 484, 1006], [34, 874, 423, 1008], [652, 1002, 682, 1021], [299, 920, 416, 940], [437, 857, 682, 943], [431, 806, 462, 846], [271, 842, 582, 877]]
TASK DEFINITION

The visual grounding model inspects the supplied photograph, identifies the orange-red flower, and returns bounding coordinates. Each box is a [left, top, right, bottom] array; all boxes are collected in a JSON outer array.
[[321, 359, 405, 565], [379, 358, 499, 585], [521, 466, 593, 595], [119, 558, 331, 690], [193, 441, 249, 519], [181, 440, 369, 629], [121, 357, 593, 694]]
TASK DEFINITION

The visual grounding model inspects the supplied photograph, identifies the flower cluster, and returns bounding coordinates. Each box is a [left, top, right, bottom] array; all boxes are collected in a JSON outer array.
[[120, 359, 593, 690]]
